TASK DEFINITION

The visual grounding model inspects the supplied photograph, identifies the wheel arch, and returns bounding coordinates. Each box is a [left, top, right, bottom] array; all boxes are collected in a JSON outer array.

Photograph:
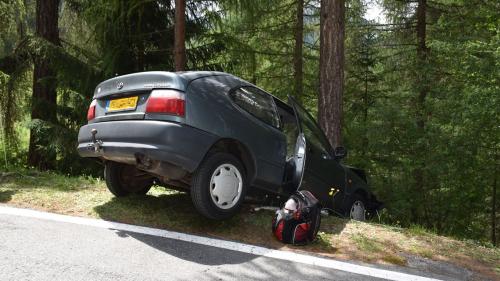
[[352, 187, 370, 204], [341, 188, 369, 216], [201, 138, 257, 185], [353, 188, 369, 200]]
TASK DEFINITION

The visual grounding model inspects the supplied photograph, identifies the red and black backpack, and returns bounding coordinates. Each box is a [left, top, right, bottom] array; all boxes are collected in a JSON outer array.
[[272, 190, 321, 245]]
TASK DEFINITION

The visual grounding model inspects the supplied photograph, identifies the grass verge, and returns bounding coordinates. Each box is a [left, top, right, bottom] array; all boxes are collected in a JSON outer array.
[[1, 168, 498, 278]]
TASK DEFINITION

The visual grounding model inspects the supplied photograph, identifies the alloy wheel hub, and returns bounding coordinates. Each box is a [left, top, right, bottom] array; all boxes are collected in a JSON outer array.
[[350, 200, 366, 221], [209, 164, 243, 209]]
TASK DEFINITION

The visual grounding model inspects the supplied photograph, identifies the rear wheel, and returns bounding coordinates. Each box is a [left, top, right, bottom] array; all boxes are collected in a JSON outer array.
[[104, 162, 153, 197], [191, 152, 247, 220]]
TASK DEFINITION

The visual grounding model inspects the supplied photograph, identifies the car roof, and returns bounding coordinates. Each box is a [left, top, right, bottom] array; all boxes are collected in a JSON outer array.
[[177, 71, 291, 106], [97, 70, 292, 110], [176, 71, 232, 82]]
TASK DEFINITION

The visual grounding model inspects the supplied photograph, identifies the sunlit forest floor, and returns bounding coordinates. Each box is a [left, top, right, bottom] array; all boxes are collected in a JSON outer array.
[[0, 168, 498, 279]]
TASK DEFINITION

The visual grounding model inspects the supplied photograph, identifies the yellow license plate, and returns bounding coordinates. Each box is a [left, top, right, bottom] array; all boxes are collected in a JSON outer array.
[[107, 96, 138, 112]]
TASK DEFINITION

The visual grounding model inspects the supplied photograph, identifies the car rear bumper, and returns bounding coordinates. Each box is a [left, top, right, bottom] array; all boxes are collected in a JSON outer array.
[[77, 120, 218, 173]]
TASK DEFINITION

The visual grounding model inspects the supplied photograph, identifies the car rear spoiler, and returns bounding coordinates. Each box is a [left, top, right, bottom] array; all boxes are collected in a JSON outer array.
[[93, 71, 187, 99]]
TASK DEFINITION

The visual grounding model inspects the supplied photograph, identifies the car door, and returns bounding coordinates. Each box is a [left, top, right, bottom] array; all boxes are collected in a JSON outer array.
[[289, 97, 347, 210], [226, 85, 287, 191]]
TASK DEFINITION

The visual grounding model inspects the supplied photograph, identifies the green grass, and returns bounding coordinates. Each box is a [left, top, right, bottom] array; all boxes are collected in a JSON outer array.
[[1, 168, 499, 279], [406, 224, 434, 236], [352, 234, 383, 252]]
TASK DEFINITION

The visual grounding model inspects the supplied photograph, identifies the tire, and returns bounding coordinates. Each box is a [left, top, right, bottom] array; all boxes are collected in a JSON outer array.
[[104, 161, 153, 197], [191, 152, 247, 220], [346, 194, 367, 221]]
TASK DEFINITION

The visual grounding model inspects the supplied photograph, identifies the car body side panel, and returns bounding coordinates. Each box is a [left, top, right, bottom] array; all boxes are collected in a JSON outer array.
[[343, 168, 375, 204], [301, 158, 347, 211], [185, 76, 287, 191], [344, 166, 383, 212]]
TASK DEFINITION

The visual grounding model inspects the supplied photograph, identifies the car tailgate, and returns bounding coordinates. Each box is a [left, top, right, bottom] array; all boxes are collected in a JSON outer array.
[[90, 72, 187, 123]]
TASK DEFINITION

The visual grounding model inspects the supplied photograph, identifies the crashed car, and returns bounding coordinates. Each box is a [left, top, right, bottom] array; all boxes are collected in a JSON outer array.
[[78, 71, 382, 220]]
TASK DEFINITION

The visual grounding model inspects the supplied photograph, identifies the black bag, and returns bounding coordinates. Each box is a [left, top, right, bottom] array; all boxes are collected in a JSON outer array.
[[272, 190, 321, 245]]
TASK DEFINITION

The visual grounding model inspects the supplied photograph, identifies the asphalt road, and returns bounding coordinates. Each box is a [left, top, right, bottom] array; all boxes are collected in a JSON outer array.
[[0, 211, 465, 281]]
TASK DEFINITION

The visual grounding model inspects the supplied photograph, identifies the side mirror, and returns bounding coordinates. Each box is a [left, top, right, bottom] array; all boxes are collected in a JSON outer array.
[[334, 146, 347, 159]]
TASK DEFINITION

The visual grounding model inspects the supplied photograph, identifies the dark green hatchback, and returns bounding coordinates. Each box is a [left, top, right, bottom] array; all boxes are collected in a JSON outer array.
[[78, 71, 382, 220]]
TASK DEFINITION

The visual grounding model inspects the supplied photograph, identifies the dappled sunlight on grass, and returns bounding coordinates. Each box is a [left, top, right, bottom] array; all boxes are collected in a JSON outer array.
[[352, 234, 384, 253]]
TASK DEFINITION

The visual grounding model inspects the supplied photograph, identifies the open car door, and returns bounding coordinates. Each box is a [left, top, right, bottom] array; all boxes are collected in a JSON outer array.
[[288, 97, 347, 211]]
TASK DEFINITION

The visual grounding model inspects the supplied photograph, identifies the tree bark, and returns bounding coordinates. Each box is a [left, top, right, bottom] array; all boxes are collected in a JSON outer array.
[[174, 0, 186, 71], [492, 153, 498, 246], [250, 51, 257, 85], [293, 0, 304, 104], [318, 0, 345, 148], [28, 0, 60, 170], [412, 0, 429, 222], [416, 0, 429, 114], [362, 59, 368, 158]]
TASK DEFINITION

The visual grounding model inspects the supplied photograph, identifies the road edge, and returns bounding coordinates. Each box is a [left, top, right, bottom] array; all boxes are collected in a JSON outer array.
[[0, 205, 442, 281]]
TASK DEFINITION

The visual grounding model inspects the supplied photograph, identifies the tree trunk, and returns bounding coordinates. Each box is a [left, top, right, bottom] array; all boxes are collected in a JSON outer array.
[[250, 51, 257, 85], [27, 0, 60, 170], [412, 0, 429, 222], [293, 0, 304, 104], [174, 0, 186, 71], [416, 0, 429, 119], [318, 0, 345, 148], [362, 61, 368, 158], [492, 153, 498, 246], [137, 40, 145, 71]]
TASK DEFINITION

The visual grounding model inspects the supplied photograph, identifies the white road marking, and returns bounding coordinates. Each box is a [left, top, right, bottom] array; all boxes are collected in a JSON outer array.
[[0, 205, 442, 281]]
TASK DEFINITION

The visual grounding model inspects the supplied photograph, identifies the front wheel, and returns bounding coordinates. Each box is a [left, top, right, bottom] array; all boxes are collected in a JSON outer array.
[[104, 162, 153, 197], [191, 152, 247, 220], [347, 194, 367, 221]]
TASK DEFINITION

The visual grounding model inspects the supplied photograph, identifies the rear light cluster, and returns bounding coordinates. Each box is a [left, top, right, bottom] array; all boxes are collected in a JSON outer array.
[[85, 89, 185, 122], [87, 99, 96, 121], [145, 90, 185, 117]]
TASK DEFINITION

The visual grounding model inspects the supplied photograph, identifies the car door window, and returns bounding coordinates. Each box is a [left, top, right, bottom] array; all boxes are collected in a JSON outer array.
[[230, 86, 280, 128], [293, 102, 332, 158]]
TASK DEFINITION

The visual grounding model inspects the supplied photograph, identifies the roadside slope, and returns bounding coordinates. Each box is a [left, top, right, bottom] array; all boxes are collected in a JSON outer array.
[[0, 169, 498, 279]]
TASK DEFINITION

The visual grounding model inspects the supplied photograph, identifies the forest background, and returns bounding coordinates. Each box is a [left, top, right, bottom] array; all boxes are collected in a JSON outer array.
[[0, 0, 498, 245]]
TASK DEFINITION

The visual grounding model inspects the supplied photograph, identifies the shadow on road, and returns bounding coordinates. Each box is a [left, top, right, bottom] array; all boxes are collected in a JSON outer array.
[[113, 229, 259, 265], [93, 190, 346, 266], [93, 191, 268, 265]]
